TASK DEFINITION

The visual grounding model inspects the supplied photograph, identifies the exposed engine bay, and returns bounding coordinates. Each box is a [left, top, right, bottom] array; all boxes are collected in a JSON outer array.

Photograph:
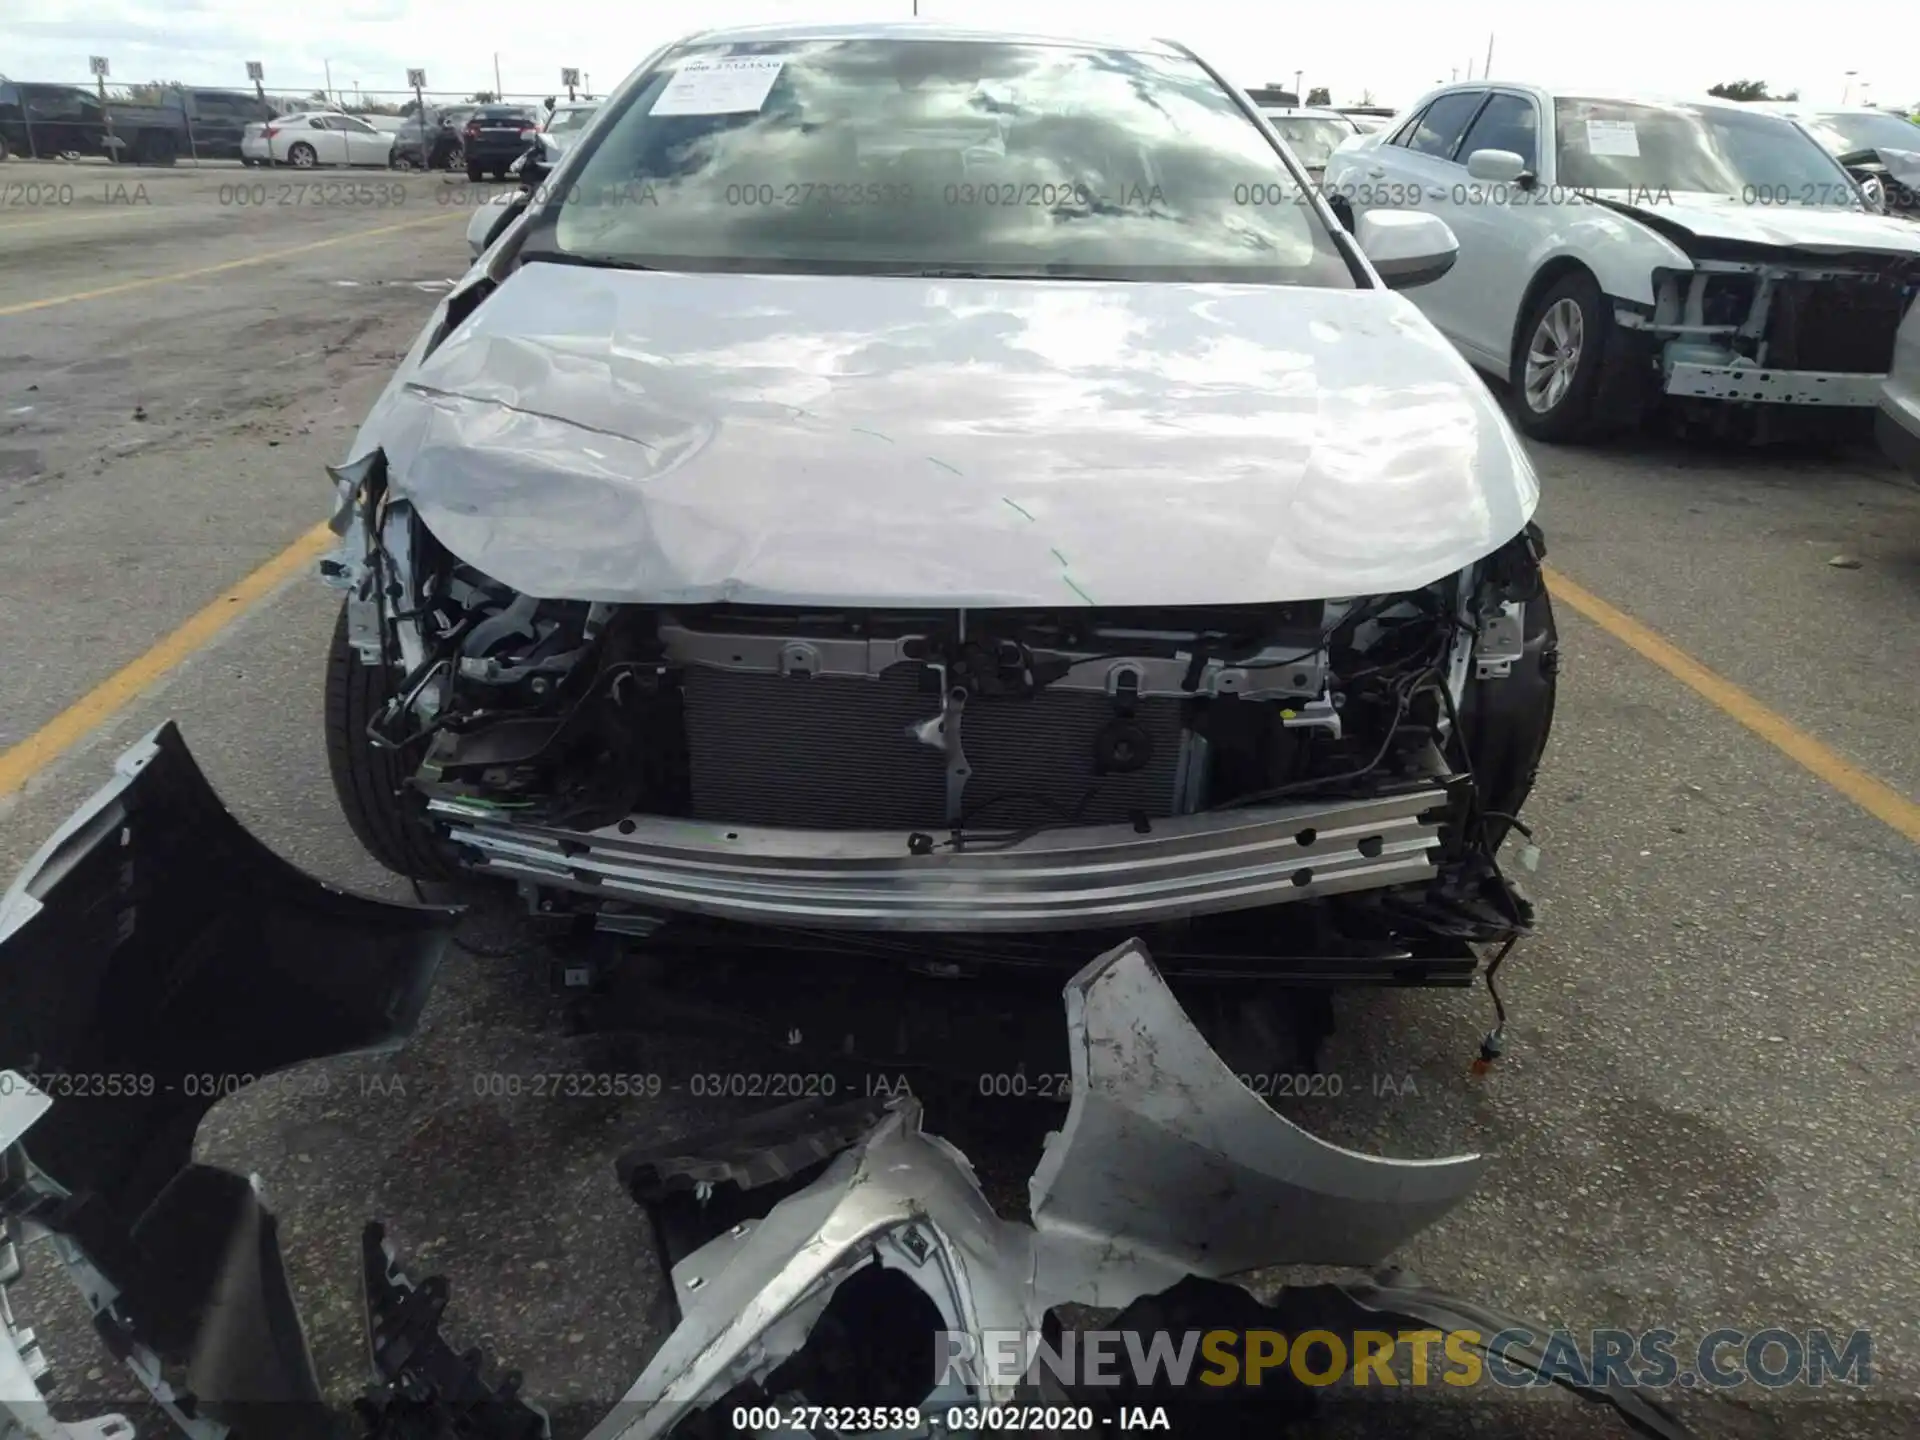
[[322, 453, 1555, 964], [0, 738, 1693, 1440], [1606, 227, 1920, 418]]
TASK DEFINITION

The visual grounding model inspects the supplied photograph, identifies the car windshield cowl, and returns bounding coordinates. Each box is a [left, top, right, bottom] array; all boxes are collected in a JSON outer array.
[[534, 36, 1358, 289], [1554, 98, 1865, 207]]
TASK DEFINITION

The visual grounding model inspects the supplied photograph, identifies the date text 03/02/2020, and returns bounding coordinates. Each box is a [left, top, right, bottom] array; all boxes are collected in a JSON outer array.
[[725, 1406, 1172, 1433]]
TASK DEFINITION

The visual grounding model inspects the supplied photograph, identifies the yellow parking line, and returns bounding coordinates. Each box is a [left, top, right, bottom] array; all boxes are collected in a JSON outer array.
[[1546, 565, 1920, 844], [0, 210, 461, 317], [0, 522, 336, 800]]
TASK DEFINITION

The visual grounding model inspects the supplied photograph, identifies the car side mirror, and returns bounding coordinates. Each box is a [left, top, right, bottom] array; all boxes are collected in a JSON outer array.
[[518, 137, 552, 186], [1466, 148, 1530, 184], [1354, 209, 1459, 289]]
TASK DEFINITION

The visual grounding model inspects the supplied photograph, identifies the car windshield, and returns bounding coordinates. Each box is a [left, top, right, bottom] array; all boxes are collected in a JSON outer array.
[[541, 37, 1354, 285], [1265, 117, 1355, 167], [1554, 98, 1861, 205], [1798, 111, 1920, 158], [546, 106, 599, 133]]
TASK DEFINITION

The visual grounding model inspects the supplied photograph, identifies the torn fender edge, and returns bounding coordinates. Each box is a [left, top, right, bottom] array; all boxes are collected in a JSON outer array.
[[0, 721, 458, 1439], [1029, 938, 1489, 1299]]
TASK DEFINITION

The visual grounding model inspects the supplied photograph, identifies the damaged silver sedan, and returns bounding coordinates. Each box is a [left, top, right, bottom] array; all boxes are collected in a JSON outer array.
[[1, 726, 1691, 1439], [320, 24, 1555, 986]]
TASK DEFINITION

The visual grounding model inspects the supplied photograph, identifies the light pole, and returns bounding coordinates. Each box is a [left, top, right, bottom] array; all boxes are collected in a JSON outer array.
[[1842, 70, 1856, 103], [1293, 69, 1302, 102], [324, 59, 333, 106]]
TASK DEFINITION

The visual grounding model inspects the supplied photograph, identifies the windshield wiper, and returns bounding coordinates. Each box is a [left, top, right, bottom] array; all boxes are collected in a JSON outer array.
[[516, 248, 656, 272], [875, 265, 1119, 282]]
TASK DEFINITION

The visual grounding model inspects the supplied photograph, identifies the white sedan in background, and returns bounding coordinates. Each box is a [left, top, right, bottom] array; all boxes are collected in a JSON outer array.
[[250, 111, 395, 168], [1323, 83, 1920, 441], [540, 100, 601, 153], [1257, 106, 1360, 179]]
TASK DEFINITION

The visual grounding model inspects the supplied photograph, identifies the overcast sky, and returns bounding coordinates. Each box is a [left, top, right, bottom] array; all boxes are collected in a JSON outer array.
[[6, 0, 1917, 110]]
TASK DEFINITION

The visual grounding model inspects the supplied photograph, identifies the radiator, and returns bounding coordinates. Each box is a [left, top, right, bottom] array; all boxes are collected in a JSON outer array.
[[1769, 278, 1910, 373], [680, 665, 1186, 831]]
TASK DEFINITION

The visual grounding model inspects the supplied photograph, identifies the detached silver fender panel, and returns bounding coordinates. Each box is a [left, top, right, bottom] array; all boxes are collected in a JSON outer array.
[[591, 938, 1488, 1437]]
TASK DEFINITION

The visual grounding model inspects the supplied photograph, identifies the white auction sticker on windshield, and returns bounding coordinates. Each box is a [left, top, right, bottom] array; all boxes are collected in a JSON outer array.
[[1585, 119, 1641, 157], [650, 57, 784, 116]]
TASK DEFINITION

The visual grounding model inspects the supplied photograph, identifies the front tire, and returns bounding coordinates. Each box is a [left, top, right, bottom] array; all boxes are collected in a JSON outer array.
[[324, 602, 464, 882], [1510, 269, 1610, 443]]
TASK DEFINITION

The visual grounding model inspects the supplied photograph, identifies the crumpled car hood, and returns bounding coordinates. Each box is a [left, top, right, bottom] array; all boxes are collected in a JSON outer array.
[[346, 263, 1539, 608], [1873, 148, 1920, 190], [1591, 189, 1920, 254]]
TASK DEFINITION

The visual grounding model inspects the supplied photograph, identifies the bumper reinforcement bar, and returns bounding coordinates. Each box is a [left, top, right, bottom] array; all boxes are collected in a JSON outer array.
[[1663, 362, 1885, 406], [428, 783, 1451, 933]]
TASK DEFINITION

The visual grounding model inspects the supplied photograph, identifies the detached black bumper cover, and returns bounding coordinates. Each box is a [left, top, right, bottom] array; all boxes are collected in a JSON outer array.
[[0, 723, 459, 1439]]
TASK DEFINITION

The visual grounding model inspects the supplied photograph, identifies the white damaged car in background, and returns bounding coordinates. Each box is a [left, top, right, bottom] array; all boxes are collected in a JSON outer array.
[[1322, 84, 1920, 442], [324, 22, 1558, 1011], [0, 733, 1698, 1439]]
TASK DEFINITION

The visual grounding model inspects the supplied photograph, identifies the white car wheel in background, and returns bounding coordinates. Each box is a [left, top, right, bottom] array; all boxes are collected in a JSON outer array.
[[1509, 270, 1611, 443], [287, 142, 318, 169], [1525, 299, 1584, 415]]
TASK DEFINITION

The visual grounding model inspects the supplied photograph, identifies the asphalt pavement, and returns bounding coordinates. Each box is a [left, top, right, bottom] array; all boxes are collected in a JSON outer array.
[[1, 159, 1916, 1440]]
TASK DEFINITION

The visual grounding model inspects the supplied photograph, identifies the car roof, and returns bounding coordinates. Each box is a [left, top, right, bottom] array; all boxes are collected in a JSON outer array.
[[681, 20, 1184, 55], [1410, 81, 1770, 117]]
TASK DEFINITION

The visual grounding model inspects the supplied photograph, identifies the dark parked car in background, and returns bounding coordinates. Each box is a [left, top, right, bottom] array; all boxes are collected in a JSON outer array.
[[390, 104, 475, 170], [171, 88, 278, 159], [0, 81, 274, 163], [462, 103, 539, 179], [0, 82, 98, 160]]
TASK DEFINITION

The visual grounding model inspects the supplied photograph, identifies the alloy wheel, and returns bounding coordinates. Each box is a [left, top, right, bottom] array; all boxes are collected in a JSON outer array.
[[1523, 297, 1585, 414]]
